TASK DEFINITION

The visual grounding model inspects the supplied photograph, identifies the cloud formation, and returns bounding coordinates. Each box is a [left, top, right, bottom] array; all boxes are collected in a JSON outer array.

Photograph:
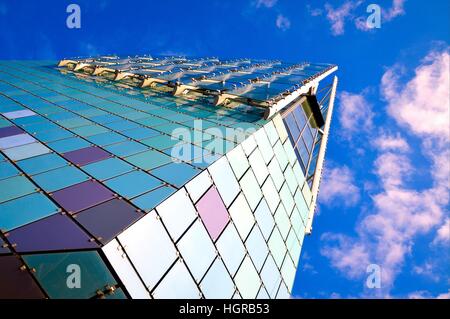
[[381, 48, 450, 138], [276, 14, 291, 31], [338, 91, 374, 137], [319, 164, 360, 207], [310, 0, 407, 36], [372, 132, 410, 153], [255, 0, 277, 8], [384, 0, 406, 21], [321, 46, 450, 295], [324, 1, 362, 36]]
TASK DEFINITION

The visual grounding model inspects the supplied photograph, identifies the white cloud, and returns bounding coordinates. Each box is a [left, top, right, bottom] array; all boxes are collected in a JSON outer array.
[[354, 16, 372, 31], [313, 1, 407, 35], [384, 0, 406, 21], [433, 218, 450, 245], [324, 1, 362, 36], [319, 164, 360, 207], [306, 4, 323, 17], [437, 290, 450, 299], [321, 233, 370, 279], [321, 46, 450, 294], [408, 290, 430, 299], [276, 14, 291, 31], [338, 91, 374, 137], [408, 290, 450, 299], [381, 48, 450, 138], [373, 132, 410, 153], [255, 0, 277, 8], [373, 152, 412, 189], [412, 262, 440, 282]]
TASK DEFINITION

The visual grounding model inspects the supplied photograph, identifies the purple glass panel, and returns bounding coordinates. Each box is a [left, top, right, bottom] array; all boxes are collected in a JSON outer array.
[[7, 213, 98, 252], [75, 198, 143, 244], [50, 180, 115, 214], [62, 146, 111, 166], [0, 126, 24, 138], [195, 186, 229, 241], [0, 255, 45, 299]]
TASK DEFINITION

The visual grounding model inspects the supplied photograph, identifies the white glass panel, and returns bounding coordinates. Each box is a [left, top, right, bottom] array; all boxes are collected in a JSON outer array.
[[273, 141, 289, 171], [185, 170, 212, 203], [254, 128, 274, 164], [301, 183, 313, 207], [226, 145, 249, 180], [102, 239, 151, 299], [292, 161, 306, 189], [256, 286, 270, 299], [241, 135, 257, 156], [276, 281, 291, 299], [153, 260, 200, 299], [216, 224, 246, 276], [286, 229, 302, 266], [254, 199, 275, 241], [239, 168, 262, 211], [118, 211, 177, 291], [177, 219, 216, 283], [290, 207, 306, 241], [262, 177, 280, 213], [274, 203, 291, 240], [281, 256, 296, 292], [248, 147, 269, 186], [245, 225, 268, 272], [283, 139, 297, 165], [156, 188, 197, 242], [268, 227, 287, 268], [208, 156, 240, 207], [284, 165, 299, 195], [279, 183, 295, 215], [294, 188, 309, 222], [200, 258, 235, 299], [267, 157, 284, 191], [264, 121, 279, 146], [228, 194, 254, 241], [260, 254, 281, 299], [234, 256, 261, 299]]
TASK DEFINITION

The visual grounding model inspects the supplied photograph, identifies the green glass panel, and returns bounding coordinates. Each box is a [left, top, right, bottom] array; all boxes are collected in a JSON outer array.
[[23, 251, 118, 299], [0, 175, 36, 203]]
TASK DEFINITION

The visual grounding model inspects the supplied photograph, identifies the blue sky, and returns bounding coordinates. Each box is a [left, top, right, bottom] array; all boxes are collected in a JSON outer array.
[[0, 0, 448, 299]]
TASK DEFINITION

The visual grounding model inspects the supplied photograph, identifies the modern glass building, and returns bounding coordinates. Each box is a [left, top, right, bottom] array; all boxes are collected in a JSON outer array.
[[0, 56, 338, 299]]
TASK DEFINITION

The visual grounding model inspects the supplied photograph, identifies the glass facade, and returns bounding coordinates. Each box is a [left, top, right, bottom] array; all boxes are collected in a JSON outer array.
[[0, 57, 337, 299]]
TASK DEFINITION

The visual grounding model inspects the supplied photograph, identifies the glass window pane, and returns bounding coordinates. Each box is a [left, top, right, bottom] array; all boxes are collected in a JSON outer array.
[[254, 199, 275, 240], [156, 188, 197, 242], [234, 256, 261, 299], [177, 220, 216, 282], [118, 211, 177, 291], [245, 225, 269, 271], [153, 260, 200, 299], [239, 169, 263, 211], [200, 258, 235, 299], [208, 156, 240, 207], [228, 193, 255, 241], [216, 224, 245, 276], [102, 239, 151, 299]]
